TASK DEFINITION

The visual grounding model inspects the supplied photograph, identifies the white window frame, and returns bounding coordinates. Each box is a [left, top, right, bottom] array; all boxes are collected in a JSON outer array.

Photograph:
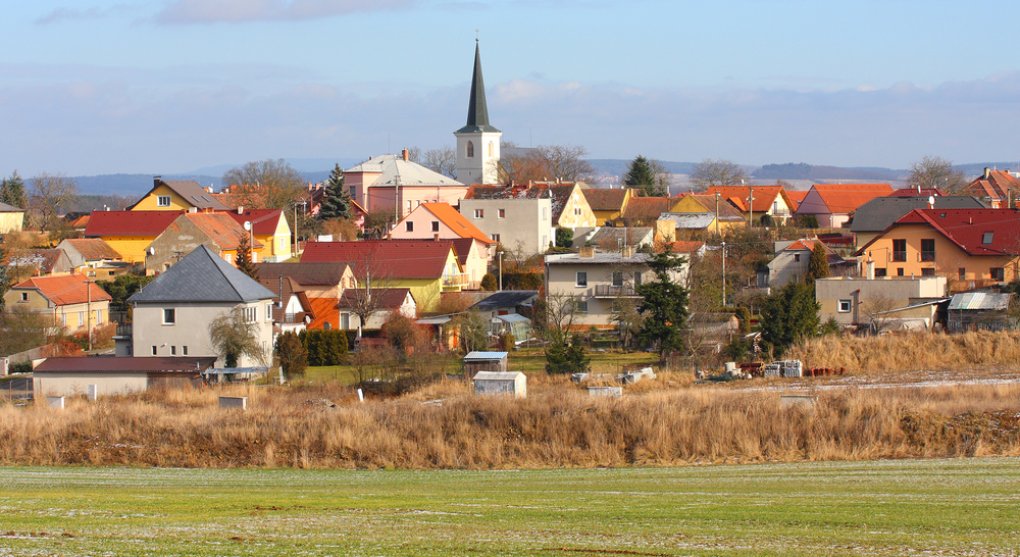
[[837, 299, 852, 313], [266, 303, 273, 320], [162, 308, 176, 325], [157, 195, 171, 207], [498, 208, 506, 219]]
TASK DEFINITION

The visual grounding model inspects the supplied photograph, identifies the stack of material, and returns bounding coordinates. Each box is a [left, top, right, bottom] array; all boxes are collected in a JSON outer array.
[[781, 360, 803, 378]]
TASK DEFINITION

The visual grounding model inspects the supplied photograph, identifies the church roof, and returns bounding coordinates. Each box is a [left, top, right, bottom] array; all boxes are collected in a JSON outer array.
[[455, 41, 500, 134]]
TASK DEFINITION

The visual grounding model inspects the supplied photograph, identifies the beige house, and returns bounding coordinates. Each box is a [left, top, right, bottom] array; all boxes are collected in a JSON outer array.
[[145, 212, 261, 275], [544, 247, 687, 329], [459, 196, 553, 255], [256, 262, 356, 299], [815, 275, 947, 330], [4, 274, 111, 334], [0, 202, 25, 234], [127, 245, 275, 368], [32, 356, 216, 399], [465, 182, 596, 231]]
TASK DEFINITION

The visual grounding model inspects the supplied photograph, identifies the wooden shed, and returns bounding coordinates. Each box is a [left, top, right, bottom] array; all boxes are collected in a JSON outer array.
[[472, 371, 527, 398], [463, 351, 508, 376]]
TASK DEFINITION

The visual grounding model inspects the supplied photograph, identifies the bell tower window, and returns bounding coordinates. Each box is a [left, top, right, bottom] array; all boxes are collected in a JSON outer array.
[[466, 141, 475, 158]]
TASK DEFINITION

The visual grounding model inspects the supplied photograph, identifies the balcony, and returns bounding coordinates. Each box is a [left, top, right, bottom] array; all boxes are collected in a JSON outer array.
[[920, 251, 936, 262], [593, 284, 641, 298], [441, 273, 469, 291]]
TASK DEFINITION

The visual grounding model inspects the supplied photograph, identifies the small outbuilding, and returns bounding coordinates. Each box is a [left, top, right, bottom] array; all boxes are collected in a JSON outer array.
[[463, 351, 508, 375], [472, 371, 527, 398], [947, 292, 1014, 333], [33, 356, 216, 398]]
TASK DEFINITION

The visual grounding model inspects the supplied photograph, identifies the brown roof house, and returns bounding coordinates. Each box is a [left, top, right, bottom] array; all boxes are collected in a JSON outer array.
[[144, 213, 262, 275]]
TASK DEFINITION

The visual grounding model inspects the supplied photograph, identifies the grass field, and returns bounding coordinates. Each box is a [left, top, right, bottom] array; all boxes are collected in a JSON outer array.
[[2, 458, 1019, 556]]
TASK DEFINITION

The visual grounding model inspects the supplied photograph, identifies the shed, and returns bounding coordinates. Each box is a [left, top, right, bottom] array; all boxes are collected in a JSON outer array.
[[472, 371, 527, 398], [463, 351, 508, 375], [947, 292, 1014, 332], [32, 356, 217, 398]]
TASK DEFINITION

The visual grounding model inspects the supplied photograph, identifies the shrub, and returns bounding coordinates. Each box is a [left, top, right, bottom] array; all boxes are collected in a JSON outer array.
[[275, 331, 308, 377], [480, 273, 498, 291], [299, 329, 348, 366]]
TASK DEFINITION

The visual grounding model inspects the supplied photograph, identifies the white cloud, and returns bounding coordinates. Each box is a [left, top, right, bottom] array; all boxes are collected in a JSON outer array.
[[155, 0, 415, 24]]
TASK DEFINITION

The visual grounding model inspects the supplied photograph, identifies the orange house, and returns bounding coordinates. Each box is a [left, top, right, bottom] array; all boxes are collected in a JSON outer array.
[[856, 208, 1020, 291]]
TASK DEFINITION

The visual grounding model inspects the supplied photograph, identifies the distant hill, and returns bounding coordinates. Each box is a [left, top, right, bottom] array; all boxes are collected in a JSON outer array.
[[753, 163, 906, 182], [71, 170, 333, 197]]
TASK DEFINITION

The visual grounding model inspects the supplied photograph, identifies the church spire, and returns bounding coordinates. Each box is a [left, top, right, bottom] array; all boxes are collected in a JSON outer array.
[[457, 40, 500, 133]]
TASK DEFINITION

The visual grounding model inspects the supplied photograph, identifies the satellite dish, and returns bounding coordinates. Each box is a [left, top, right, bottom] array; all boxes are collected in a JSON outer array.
[[243, 221, 252, 231], [927, 195, 936, 208], [147, 246, 155, 255]]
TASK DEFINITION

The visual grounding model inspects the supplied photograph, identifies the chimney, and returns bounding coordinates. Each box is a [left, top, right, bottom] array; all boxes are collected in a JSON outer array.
[[985, 167, 991, 179], [153, 175, 162, 186], [579, 246, 595, 258], [402, 148, 409, 162], [433, 233, 440, 241], [236, 206, 244, 215], [622, 245, 635, 258]]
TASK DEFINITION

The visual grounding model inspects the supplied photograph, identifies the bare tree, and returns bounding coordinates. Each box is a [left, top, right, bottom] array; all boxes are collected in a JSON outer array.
[[861, 294, 899, 334], [30, 174, 77, 231], [538, 145, 594, 182], [422, 147, 457, 178], [208, 307, 267, 368], [498, 141, 593, 185], [540, 292, 581, 344], [907, 155, 967, 193], [222, 159, 305, 210], [690, 159, 747, 189]]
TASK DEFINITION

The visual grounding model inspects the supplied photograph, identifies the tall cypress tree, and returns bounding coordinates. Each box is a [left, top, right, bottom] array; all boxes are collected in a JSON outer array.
[[807, 242, 830, 281], [318, 164, 352, 221], [636, 247, 690, 360]]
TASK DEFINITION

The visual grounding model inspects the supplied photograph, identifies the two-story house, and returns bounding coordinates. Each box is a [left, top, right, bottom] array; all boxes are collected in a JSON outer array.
[[84, 210, 183, 263], [127, 177, 226, 212], [389, 202, 494, 287], [459, 195, 553, 256], [4, 274, 111, 334]]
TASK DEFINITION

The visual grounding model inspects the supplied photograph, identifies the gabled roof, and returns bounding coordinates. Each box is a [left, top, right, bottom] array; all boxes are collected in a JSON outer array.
[[948, 292, 1011, 311], [171, 213, 261, 251], [418, 202, 493, 244], [619, 197, 671, 222], [34, 356, 216, 374], [256, 262, 350, 287], [797, 183, 894, 215], [455, 41, 500, 134], [8, 249, 69, 275], [683, 194, 745, 220], [704, 185, 790, 213], [585, 227, 653, 247], [128, 245, 274, 303], [85, 210, 182, 237], [128, 178, 226, 210], [658, 212, 716, 230], [963, 169, 1020, 202], [12, 274, 111, 306], [346, 155, 463, 187], [451, 238, 477, 267], [221, 208, 286, 236], [582, 188, 631, 212], [69, 214, 90, 228], [300, 240, 459, 280], [466, 182, 579, 223], [258, 276, 312, 324], [306, 297, 340, 330], [666, 240, 705, 255], [861, 208, 1020, 257], [784, 190, 808, 210], [58, 238, 122, 261], [339, 288, 413, 310], [0, 201, 23, 212], [850, 196, 985, 233], [471, 290, 538, 311]]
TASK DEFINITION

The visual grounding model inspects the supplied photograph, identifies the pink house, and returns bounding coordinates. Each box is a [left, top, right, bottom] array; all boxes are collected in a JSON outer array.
[[345, 150, 467, 220], [389, 202, 494, 288]]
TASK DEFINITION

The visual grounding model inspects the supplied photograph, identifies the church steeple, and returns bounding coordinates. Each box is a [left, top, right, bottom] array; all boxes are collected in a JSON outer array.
[[457, 40, 500, 134]]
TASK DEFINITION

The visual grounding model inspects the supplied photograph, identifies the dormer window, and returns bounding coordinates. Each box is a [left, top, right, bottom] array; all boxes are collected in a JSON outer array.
[[982, 232, 994, 245]]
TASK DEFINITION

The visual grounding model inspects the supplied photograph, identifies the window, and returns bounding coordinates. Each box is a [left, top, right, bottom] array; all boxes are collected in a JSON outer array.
[[183, 346, 188, 355], [341, 313, 351, 330], [244, 306, 257, 322], [151, 345, 157, 356], [896, 268, 904, 277], [991, 267, 1005, 282], [349, 186, 356, 200], [405, 221, 414, 232], [78, 311, 85, 325], [171, 346, 176, 355], [574, 207, 581, 216], [492, 233, 501, 243], [958, 268, 966, 281], [162, 308, 175, 324], [488, 142, 495, 157], [20, 292, 28, 302], [576, 271, 588, 287], [634, 272, 642, 287], [838, 299, 852, 313], [982, 232, 994, 245], [224, 253, 233, 263], [921, 268, 935, 277], [875, 268, 887, 277], [266, 304, 273, 320], [466, 141, 475, 158], [474, 209, 484, 219], [498, 209, 506, 219], [431, 221, 440, 232], [892, 239, 907, 262], [920, 239, 936, 262], [612, 271, 624, 287], [95, 309, 103, 324], [157, 195, 171, 207], [324, 322, 332, 330], [794, 254, 801, 263], [575, 300, 589, 313]]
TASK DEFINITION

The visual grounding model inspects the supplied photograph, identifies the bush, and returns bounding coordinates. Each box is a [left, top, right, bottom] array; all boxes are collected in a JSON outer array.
[[555, 227, 573, 248], [298, 329, 348, 366], [545, 334, 590, 374], [275, 331, 308, 377], [480, 273, 498, 291], [498, 331, 516, 351]]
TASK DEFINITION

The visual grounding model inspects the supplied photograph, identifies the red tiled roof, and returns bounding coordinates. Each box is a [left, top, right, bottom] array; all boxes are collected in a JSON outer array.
[[420, 203, 493, 244], [173, 213, 262, 250], [220, 208, 285, 236], [802, 183, 894, 214], [70, 214, 91, 228], [451, 238, 476, 267], [620, 196, 672, 222], [784, 190, 808, 210], [704, 186, 789, 214], [666, 240, 704, 254], [963, 170, 1020, 202], [13, 274, 112, 306], [883, 208, 1020, 256], [300, 240, 458, 280], [307, 297, 339, 330], [85, 210, 183, 237]]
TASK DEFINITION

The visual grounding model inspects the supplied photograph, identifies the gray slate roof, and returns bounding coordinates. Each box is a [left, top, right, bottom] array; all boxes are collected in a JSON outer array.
[[658, 212, 716, 229], [850, 196, 984, 233], [455, 41, 500, 134], [129, 245, 274, 304], [0, 201, 23, 212], [472, 290, 539, 311]]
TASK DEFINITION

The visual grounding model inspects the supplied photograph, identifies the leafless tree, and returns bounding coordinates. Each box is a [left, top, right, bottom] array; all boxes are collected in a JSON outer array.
[[540, 292, 582, 344], [690, 159, 747, 190], [498, 141, 593, 185], [861, 294, 899, 334], [30, 174, 77, 231], [422, 147, 457, 178], [907, 155, 967, 193], [222, 159, 305, 210]]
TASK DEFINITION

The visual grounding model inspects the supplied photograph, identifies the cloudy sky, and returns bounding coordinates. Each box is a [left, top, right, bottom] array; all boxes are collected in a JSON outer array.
[[2, 0, 1019, 176]]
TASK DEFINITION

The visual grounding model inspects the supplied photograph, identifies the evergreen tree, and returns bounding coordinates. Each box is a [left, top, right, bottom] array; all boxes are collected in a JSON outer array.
[[545, 334, 590, 374], [759, 282, 820, 358], [807, 242, 829, 281], [318, 164, 352, 221], [235, 232, 259, 280], [636, 247, 690, 359], [275, 331, 308, 378], [624, 155, 665, 197], [0, 244, 9, 311], [0, 171, 27, 209]]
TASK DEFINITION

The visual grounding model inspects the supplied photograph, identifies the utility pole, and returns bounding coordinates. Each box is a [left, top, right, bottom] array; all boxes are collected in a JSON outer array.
[[84, 272, 95, 352], [745, 180, 754, 228], [498, 250, 503, 291], [721, 241, 727, 308]]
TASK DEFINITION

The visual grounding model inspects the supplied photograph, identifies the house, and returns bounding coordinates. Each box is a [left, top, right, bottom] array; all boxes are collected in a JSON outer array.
[[32, 356, 216, 398], [345, 150, 467, 219], [473, 370, 526, 398], [466, 182, 597, 230], [325, 287, 416, 333], [258, 277, 313, 336], [582, 187, 634, 225], [256, 262, 355, 299], [575, 227, 654, 249], [55, 238, 129, 279], [815, 275, 947, 330], [84, 210, 183, 263], [544, 247, 687, 329], [301, 240, 466, 311], [459, 194, 553, 255], [668, 194, 746, 234], [389, 202, 494, 287], [6, 249, 74, 277], [962, 168, 1020, 208], [145, 213, 262, 275], [784, 190, 808, 212], [221, 208, 292, 262], [128, 177, 226, 211], [947, 292, 1015, 333], [794, 183, 894, 228], [703, 185, 795, 224], [4, 274, 111, 333], [0, 201, 25, 234], [850, 196, 984, 250], [127, 245, 275, 367], [766, 239, 854, 288], [856, 208, 1020, 291], [615, 196, 672, 227]]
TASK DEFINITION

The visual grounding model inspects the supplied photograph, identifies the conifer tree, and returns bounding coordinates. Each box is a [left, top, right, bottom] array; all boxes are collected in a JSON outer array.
[[318, 164, 352, 221], [235, 232, 259, 280], [0, 171, 27, 209], [807, 242, 830, 281]]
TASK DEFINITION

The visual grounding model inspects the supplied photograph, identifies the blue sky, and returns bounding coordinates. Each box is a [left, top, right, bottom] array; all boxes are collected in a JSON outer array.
[[2, 0, 1020, 176]]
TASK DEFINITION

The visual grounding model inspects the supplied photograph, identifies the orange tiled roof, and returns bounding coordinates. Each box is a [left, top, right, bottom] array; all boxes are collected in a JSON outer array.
[[307, 297, 339, 330], [13, 274, 111, 306], [704, 185, 789, 214], [964, 169, 1020, 202], [804, 183, 893, 214], [421, 203, 493, 244], [179, 213, 263, 251], [784, 190, 808, 210]]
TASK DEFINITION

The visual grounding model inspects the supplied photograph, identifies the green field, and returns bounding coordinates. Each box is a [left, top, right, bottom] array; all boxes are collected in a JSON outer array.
[[2, 458, 1019, 556]]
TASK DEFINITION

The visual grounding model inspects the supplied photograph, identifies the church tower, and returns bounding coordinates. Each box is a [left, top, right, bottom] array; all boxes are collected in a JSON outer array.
[[454, 40, 501, 185]]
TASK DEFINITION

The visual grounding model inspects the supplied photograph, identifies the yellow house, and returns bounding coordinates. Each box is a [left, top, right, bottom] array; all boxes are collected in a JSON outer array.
[[84, 211, 183, 263], [128, 177, 227, 211], [856, 208, 1020, 292], [4, 274, 112, 333], [670, 194, 747, 234], [0, 202, 25, 234], [222, 208, 293, 262], [582, 188, 635, 226]]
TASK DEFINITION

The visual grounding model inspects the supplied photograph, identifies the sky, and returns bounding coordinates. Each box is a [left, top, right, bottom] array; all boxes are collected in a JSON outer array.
[[2, 0, 1020, 177]]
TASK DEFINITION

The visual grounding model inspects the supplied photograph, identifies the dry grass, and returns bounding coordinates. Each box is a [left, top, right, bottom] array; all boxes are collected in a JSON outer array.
[[1, 379, 1018, 469], [786, 330, 1020, 375]]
